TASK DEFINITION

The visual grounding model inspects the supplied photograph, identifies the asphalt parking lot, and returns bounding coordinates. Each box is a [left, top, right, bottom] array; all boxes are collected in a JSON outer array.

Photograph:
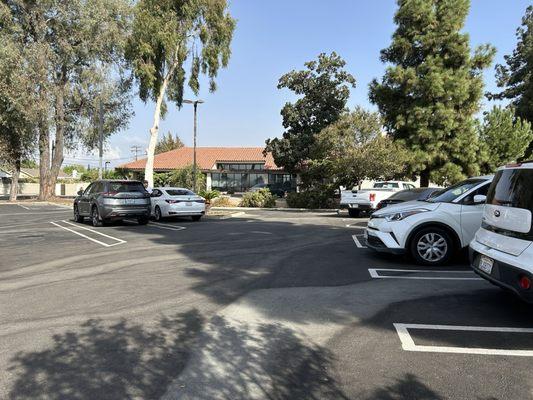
[[1, 203, 533, 399]]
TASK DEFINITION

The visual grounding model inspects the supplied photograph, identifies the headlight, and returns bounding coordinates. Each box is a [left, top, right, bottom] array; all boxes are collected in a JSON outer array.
[[382, 208, 430, 222]]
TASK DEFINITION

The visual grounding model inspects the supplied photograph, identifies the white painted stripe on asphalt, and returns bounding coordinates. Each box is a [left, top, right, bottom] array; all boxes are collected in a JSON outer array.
[[368, 268, 482, 280], [18, 204, 30, 210], [394, 323, 533, 357], [61, 220, 126, 244], [0, 210, 70, 217], [352, 234, 367, 248], [149, 221, 186, 231], [50, 222, 124, 248]]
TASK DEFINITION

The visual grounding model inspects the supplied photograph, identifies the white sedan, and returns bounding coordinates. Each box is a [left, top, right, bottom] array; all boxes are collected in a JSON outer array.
[[365, 176, 493, 265], [150, 187, 206, 221]]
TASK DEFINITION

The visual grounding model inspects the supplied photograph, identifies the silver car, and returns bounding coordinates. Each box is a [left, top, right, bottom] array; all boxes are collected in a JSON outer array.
[[74, 180, 151, 226], [150, 187, 206, 221]]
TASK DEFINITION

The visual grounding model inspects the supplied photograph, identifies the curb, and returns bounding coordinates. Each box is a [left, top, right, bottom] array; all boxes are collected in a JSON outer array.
[[209, 206, 338, 213]]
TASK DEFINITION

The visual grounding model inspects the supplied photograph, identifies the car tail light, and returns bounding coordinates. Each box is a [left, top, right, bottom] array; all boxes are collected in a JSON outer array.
[[519, 276, 531, 290], [376, 201, 383, 210], [369, 193, 376, 202], [102, 192, 118, 197]]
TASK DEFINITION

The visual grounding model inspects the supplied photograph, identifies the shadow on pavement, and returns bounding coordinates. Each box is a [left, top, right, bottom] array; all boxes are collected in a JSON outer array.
[[365, 373, 444, 400], [8, 311, 348, 400]]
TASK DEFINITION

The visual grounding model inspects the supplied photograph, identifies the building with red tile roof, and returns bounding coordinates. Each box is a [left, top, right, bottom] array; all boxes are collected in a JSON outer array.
[[118, 147, 295, 192]]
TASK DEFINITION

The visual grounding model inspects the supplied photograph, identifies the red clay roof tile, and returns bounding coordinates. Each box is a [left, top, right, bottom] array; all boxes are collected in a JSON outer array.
[[118, 147, 280, 171]]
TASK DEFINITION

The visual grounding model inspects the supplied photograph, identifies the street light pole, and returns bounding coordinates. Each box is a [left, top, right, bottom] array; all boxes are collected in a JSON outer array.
[[183, 99, 204, 192]]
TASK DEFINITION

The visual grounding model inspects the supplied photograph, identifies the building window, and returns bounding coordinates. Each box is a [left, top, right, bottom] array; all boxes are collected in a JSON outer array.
[[216, 163, 265, 171]]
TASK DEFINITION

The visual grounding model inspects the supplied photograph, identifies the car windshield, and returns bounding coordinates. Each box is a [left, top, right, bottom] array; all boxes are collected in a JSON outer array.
[[427, 179, 485, 203], [374, 182, 399, 188], [108, 182, 146, 193], [166, 189, 195, 196]]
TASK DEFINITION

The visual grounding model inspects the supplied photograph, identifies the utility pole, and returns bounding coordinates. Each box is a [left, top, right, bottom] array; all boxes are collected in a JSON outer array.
[[98, 100, 104, 179], [183, 99, 204, 192], [130, 145, 142, 161], [104, 161, 110, 177]]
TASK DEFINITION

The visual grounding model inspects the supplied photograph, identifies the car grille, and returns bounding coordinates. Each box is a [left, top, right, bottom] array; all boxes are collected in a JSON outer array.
[[366, 235, 387, 249]]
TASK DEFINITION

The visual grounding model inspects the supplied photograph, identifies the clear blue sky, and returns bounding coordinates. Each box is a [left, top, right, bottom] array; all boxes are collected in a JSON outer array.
[[65, 0, 531, 168]]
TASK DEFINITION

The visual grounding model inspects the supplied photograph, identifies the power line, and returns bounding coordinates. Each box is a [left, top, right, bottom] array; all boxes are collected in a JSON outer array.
[[130, 145, 142, 161]]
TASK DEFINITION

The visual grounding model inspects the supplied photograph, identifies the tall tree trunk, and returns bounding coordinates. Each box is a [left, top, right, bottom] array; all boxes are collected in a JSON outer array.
[[9, 157, 21, 202], [420, 168, 430, 188], [40, 71, 67, 200], [145, 73, 172, 188], [38, 120, 51, 200]]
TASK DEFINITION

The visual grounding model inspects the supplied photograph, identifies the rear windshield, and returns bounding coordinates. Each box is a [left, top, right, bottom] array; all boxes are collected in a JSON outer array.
[[487, 169, 533, 212], [374, 182, 399, 188], [108, 182, 146, 193], [388, 189, 424, 201], [166, 189, 195, 196]]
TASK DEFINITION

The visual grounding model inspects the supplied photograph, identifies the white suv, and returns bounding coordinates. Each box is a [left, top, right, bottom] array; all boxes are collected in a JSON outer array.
[[365, 176, 493, 265], [470, 162, 533, 303]]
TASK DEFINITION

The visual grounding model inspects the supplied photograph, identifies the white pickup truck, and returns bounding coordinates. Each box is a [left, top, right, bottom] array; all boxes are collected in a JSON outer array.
[[340, 181, 416, 217]]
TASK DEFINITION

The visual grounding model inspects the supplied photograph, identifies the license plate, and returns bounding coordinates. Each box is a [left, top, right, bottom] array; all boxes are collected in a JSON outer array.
[[186, 202, 192, 206], [479, 256, 494, 274], [350, 204, 359, 209], [124, 199, 135, 205]]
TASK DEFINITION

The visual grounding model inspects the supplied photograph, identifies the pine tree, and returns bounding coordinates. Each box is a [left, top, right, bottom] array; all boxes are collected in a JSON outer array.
[[488, 6, 532, 151], [369, 0, 495, 186], [155, 132, 185, 154]]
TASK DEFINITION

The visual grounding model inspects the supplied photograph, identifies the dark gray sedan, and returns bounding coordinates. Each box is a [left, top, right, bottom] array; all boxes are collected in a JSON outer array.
[[73, 180, 151, 226]]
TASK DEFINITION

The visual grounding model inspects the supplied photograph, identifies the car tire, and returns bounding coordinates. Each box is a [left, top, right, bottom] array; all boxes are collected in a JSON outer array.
[[154, 206, 162, 221], [74, 205, 84, 223], [348, 209, 360, 218], [410, 227, 454, 266], [191, 215, 202, 222], [91, 206, 102, 227], [138, 216, 149, 225]]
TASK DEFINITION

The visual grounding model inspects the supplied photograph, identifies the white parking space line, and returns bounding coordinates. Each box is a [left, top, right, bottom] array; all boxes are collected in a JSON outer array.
[[149, 221, 186, 231], [394, 323, 533, 357], [61, 220, 127, 244], [352, 234, 367, 248], [50, 221, 126, 247], [368, 268, 482, 280], [18, 204, 30, 210]]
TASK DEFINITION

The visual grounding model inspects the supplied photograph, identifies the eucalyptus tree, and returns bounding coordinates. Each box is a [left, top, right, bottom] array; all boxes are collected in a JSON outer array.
[[126, 0, 236, 187], [2, 0, 132, 199], [0, 4, 37, 200]]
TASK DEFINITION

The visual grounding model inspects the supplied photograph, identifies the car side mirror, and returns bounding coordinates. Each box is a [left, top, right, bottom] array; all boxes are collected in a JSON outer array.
[[77, 190, 83, 196], [473, 194, 487, 205]]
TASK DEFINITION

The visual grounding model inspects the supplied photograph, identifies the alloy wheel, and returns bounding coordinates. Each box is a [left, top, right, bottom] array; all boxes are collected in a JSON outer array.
[[92, 208, 99, 227], [416, 232, 448, 262]]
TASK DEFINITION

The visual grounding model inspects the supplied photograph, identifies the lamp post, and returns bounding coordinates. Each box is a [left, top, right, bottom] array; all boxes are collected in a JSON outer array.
[[183, 99, 204, 192]]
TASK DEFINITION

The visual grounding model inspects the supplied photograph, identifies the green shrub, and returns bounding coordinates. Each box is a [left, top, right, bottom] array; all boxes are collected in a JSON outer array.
[[240, 188, 276, 208], [286, 189, 335, 209], [198, 189, 220, 203], [211, 196, 234, 207]]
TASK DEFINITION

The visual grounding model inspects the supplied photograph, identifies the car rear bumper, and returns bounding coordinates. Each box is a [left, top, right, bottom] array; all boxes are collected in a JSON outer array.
[[168, 210, 205, 216], [470, 240, 533, 303], [340, 203, 373, 211], [101, 206, 151, 219]]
